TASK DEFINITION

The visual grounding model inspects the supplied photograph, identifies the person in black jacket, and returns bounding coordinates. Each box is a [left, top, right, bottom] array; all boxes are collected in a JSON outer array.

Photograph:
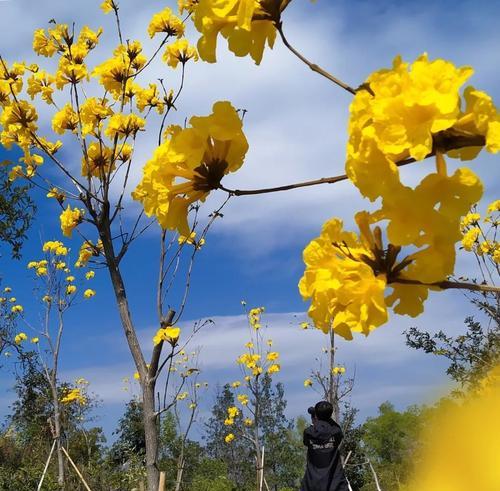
[[300, 401, 349, 491]]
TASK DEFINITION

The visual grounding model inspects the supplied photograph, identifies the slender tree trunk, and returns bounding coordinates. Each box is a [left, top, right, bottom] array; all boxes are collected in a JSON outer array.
[[174, 453, 184, 491], [51, 384, 65, 488], [328, 330, 340, 421], [143, 382, 160, 491], [100, 223, 159, 491]]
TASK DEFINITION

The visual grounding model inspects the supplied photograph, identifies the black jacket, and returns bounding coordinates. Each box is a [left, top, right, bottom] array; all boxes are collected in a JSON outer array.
[[300, 419, 349, 491]]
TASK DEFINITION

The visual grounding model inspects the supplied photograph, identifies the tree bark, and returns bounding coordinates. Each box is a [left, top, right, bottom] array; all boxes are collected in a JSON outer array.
[[51, 383, 65, 488], [143, 381, 160, 491], [99, 222, 160, 491]]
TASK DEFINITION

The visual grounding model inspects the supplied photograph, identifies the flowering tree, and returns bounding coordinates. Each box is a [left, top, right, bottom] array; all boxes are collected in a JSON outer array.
[[0, 2, 244, 488], [3, 241, 95, 486], [220, 305, 286, 490], [2, 0, 500, 489]]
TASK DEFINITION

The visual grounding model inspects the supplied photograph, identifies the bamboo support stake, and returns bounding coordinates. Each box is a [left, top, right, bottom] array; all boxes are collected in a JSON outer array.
[[37, 439, 57, 491], [368, 459, 383, 491], [61, 446, 92, 491], [158, 471, 166, 491], [259, 446, 265, 491], [342, 451, 354, 491]]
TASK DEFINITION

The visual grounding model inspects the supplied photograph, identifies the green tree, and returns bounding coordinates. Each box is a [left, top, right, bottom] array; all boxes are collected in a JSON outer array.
[[0, 165, 36, 259], [406, 309, 500, 394], [361, 402, 425, 491], [204, 384, 254, 489]]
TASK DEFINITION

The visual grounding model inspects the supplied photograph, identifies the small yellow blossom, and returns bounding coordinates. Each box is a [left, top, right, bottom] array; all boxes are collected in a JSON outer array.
[[60, 388, 86, 405], [267, 364, 280, 374], [85, 271, 95, 280], [231, 381, 241, 388], [148, 8, 185, 38], [177, 391, 188, 400], [83, 289, 96, 299], [100, 0, 115, 13], [46, 187, 65, 203], [66, 285, 77, 295], [224, 433, 234, 443], [244, 418, 253, 426], [31, 337, 39, 344], [60, 206, 84, 238], [237, 394, 249, 406], [304, 379, 313, 387], [163, 38, 198, 68], [266, 352, 279, 362], [153, 326, 181, 346], [14, 332, 28, 344], [11, 305, 23, 314]]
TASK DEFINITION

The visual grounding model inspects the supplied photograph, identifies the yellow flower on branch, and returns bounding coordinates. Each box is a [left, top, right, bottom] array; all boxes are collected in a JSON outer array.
[[83, 289, 96, 299], [100, 0, 116, 14], [79, 97, 113, 136], [105, 113, 145, 140], [66, 285, 77, 295], [27, 70, 55, 104], [299, 216, 389, 340], [191, 0, 282, 64], [304, 379, 313, 387], [14, 332, 27, 344], [224, 433, 235, 443], [163, 39, 199, 68], [59, 206, 84, 237], [153, 326, 181, 346], [52, 104, 79, 134], [60, 388, 86, 405], [136, 84, 165, 114], [132, 101, 248, 235], [11, 305, 24, 314], [237, 394, 249, 405], [148, 8, 185, 38], [266, 351, 279, 361]]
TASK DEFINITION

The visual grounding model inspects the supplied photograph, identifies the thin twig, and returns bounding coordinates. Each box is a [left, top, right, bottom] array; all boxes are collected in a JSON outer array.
[[218, 132, 486, 197], [277, 22, 357, 95]]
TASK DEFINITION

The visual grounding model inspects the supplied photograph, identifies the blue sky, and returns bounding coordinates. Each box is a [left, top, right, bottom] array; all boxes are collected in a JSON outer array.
[[0, 0, 499, 441]]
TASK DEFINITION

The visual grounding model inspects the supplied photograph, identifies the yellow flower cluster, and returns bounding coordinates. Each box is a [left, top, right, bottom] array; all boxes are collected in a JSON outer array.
[[460, 201, 500, 264], [14, 332, 27, 344], [75, 240, 102, 268], [301, 54, 498, 338], [42, 240, 68, 255], [190, 0, 281, 64], [92, 42, 147, 100], [60, 206, 84, 237], [153, 326, 181, 346], [224, 433, 235, 443], [132, 101, 248, 235], [300, 216, 389, 339], [224, 405, 240, 426], [60, 387, 86, 405], [163, 39, 199, 69], [332, 366, 346, 375], [148, 7, 185, 39]]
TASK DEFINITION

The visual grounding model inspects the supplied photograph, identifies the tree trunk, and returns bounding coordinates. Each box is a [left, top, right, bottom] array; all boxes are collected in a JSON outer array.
[[51, 384, 65, 488], [99, 225, 160, 491], [143, 382, 160, 491], [328, 330, 340, 421]]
